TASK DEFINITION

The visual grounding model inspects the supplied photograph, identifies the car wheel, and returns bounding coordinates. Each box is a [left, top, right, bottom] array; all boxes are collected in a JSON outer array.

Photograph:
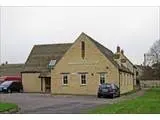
[[19, 89, 23, 93], [7, 89, 12, 93], [117, 92, 120, 97], [112, 93, 115, 98], [97, 93, 101, 98], [103, 94, 107, 98]]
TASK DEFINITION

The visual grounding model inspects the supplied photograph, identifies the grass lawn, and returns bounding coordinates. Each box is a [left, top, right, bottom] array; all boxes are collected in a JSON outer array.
[[0, 102, 18, 113], [88, 88, 160, 114]]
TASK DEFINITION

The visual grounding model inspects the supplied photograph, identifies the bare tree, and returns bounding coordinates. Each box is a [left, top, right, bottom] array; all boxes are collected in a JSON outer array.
[[145, 40, 160, 79], [145, 40, 160, 66], [150, 40, 160, 63]]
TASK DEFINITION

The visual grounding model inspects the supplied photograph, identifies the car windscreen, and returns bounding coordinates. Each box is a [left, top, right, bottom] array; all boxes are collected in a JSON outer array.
[[101, 84, 111, 89], [0, 81, 13, 87], [111, 84, 119, 89]]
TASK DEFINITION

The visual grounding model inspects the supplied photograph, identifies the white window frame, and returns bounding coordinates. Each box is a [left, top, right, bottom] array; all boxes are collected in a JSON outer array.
[[99, 73, 106, 84], [80, 73, 87, 85], [62, 74, 69, 85]]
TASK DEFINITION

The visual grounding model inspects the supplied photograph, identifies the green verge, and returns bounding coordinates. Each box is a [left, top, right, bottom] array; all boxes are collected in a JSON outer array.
[[88, 88, 160, 114], [0, 102, 18, 113]]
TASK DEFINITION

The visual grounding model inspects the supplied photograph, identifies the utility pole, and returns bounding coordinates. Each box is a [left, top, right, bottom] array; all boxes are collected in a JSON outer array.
[[143, 54, 146, 66]]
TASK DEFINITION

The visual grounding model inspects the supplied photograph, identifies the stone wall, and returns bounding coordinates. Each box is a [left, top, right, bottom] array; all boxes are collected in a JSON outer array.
[[140, 80, 160, 88]]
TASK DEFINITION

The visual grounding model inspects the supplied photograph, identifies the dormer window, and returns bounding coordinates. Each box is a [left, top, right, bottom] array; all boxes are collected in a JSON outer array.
[[81, 41, 85, 59], [48, 60, 56, 69]]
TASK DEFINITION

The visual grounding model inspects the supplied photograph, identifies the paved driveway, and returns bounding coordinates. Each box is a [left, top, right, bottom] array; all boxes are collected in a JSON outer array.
[[0, 90, 145, 114]]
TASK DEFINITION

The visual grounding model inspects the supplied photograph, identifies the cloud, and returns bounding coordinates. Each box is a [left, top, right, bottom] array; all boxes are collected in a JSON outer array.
[[1, 7, 159, 65]]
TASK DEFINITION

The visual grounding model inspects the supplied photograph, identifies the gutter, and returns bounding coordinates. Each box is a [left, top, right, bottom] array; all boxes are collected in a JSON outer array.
[[119, 68, 134, 75], [21, 71, 40, 73]]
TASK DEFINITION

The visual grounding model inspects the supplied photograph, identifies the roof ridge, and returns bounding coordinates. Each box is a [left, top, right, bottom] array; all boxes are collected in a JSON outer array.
[[1, 63, 24, 65], [34, 43, 73, 46], [82, 33, 134, 73], [11, 63, 24, 64], [81, 32, 114, 54], [81, 32, 119, 68], [122, 53, 134, 66]]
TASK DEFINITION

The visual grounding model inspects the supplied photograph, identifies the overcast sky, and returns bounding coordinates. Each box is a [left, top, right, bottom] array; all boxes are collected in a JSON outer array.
[[0, 7, 159, 65]]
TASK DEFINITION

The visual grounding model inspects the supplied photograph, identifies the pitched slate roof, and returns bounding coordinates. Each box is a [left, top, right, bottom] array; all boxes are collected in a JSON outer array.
[[0, 64, 24, 76], [81, 32, 133, 74], [23, 32, 133, 76], [22, 43, 73, 73], [120, 64, 133, 74]]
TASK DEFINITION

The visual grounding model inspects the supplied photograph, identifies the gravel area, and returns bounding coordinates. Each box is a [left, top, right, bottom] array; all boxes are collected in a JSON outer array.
[[0, 89, 146, 114]]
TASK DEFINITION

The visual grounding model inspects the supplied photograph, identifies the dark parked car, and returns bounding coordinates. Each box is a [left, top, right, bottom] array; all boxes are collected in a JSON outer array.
[[0, 81, 23, 93], [97, 83, 120, 98], [0, 81, 3, 84]]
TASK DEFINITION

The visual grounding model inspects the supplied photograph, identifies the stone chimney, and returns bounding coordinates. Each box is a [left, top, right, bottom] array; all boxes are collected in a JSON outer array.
[[117, 46, 120, 53], [121, 49, 124, 55]]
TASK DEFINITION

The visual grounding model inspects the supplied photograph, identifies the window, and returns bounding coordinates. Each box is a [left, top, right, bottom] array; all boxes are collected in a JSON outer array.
[[136, 71, 139, 76], [128, 74, 130, 85], [123, 73, 125, 86], [48, 59, 56, 70], [100, 73, 106, 84], [81, 41, 85, 59], [126, 74, 128, 85], [120, 72, 122, 86], [62, 74, 68, 85], [121, 73, 123, 86], [130, 74, 132, 85], [80, 74, 87, 85], [41, 78, 43, 91], [131, 75, 133, 84], [125, 74, 127, 85], [0, 81, 13, 87], [127, 74, 129, 85]]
